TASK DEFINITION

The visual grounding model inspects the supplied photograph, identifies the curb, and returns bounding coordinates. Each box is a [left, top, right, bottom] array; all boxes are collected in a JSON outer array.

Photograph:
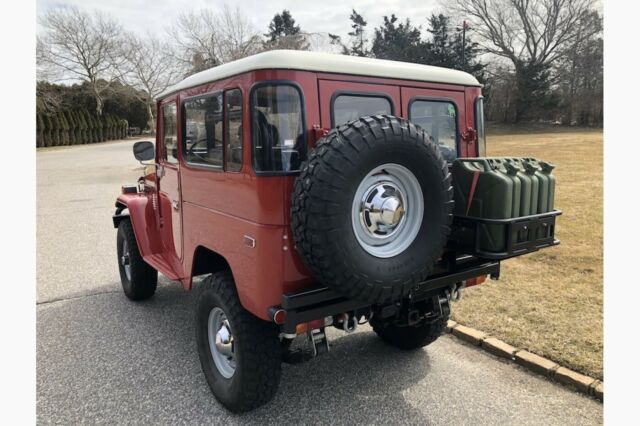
[[445, 320, 603, 401]]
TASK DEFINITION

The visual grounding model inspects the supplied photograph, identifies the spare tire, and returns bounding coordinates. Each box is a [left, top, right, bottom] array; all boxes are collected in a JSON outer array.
[[292, 115, 453, 304]]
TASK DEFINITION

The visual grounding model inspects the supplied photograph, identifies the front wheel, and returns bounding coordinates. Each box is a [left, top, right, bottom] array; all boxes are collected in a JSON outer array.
[[195, 271, 282, 413], [117, 219, 157, 300]]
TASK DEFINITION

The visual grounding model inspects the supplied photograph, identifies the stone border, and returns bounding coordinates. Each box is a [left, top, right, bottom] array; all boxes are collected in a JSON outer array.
[[445, 320, 603, 401]]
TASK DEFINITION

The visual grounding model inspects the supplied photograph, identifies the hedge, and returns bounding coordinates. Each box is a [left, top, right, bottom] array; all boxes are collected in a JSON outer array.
[[35, 109, 131, 147], [36, 113, 44, 148]]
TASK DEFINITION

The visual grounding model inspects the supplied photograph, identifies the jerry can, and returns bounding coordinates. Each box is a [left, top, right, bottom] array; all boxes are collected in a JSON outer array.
[[452, 158, 514, 252], [452, 157, 557, 253]]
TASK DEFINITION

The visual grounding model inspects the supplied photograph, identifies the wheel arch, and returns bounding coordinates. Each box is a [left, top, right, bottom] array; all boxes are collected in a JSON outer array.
[[113, 194, 161, 259], [187, 245, 262, 319], [190, 245, 232, 278]]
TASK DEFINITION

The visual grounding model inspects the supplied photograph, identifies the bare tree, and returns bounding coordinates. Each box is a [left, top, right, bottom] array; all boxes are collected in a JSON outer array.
[[449, 0, 598, 121], [168, 5, 262, 75], [37, 7, 124, 116], [121, 33, 184, 131]]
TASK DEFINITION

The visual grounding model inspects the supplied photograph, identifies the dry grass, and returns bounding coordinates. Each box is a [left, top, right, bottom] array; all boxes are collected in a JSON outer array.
[[452, 126, 603, 379]]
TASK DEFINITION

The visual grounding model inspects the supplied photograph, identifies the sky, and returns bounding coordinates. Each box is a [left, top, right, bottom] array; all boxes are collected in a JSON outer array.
[[36, 0, 445, 42]]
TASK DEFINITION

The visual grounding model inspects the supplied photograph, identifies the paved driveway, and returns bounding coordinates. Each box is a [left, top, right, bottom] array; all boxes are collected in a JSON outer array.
[[36, 140, 602, 425]]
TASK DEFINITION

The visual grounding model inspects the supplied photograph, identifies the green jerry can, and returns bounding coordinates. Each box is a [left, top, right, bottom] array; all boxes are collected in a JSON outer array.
[[523, 158, 556, 238], [502, 159, 532, 243], [452, 157, 557, 253], [523, 158, 556, 214], [452, 158, 514, 252]]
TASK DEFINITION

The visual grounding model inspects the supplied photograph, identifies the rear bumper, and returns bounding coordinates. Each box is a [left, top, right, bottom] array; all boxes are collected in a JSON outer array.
[[279, 257, 500, 334]]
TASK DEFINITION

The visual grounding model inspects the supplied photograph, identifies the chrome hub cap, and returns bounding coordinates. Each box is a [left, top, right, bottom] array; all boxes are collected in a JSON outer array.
[[208, 307, 236, 378], [121, 240, 131, 281], [351, 163, 424, 258], [360, 182, 406, 235]]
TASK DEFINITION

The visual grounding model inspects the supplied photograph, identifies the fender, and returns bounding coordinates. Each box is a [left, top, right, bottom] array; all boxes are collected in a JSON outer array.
[[113, 193, 163, 258]]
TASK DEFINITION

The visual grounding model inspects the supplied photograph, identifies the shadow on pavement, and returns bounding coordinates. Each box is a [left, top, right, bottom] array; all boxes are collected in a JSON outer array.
[[37, 280, 432, 424]]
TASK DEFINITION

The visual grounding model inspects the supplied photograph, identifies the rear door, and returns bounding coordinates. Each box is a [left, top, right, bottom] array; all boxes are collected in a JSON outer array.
[[318, 80, 400, 129]]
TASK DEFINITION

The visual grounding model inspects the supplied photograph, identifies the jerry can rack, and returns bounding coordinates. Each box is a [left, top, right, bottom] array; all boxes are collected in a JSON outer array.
[[452, 209, 562, 260]]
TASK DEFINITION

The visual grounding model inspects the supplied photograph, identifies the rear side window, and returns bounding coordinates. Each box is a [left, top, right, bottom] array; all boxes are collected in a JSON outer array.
[[225, 89, 243, 172], [475, 97, 486, 157], [409, 99, 458, 162], [332, 94, 392, 126], [252, 84, 306, 173], [183, 93, 223, 168], [162, 103, 178, 164]]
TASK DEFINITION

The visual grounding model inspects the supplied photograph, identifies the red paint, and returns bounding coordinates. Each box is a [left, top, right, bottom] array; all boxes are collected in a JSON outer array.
[[116, 68, 485, 320]]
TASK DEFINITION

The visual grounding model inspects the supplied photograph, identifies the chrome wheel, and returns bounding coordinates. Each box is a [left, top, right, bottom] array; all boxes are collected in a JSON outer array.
[[351, 163, 424, 258], [208, 307, 236, 379], [121, 240, 131, 281]]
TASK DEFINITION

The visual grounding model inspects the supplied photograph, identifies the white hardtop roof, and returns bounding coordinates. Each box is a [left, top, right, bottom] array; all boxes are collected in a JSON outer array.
[[158, 50, 481, 99]]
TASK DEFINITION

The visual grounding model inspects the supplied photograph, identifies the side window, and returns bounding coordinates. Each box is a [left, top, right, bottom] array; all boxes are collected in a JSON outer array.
[[409, 100, 458, 162], [332, 94, 392, 126], [252, 84, 306, 173], [225, 89, 243, 172], [162, 103, 178, 164], [183, 93, 223, 168]]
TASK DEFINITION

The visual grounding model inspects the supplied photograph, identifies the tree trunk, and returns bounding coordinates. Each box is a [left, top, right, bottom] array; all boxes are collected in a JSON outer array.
[[93, 84, 103, 117], [146, 102, 156, 133]]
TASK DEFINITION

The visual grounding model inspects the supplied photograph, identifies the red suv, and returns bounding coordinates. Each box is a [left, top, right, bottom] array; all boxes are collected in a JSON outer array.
[[113, 50, 560, 412]]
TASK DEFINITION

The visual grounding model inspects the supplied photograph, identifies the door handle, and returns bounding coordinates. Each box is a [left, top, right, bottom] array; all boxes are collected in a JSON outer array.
[[172, 200, 179, 211]]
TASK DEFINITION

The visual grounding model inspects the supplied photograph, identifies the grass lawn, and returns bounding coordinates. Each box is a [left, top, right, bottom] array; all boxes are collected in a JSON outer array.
[[451, 125, 603, 380]]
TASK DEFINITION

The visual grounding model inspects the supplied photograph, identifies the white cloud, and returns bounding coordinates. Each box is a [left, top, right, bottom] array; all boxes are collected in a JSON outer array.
[[36, 0, 444, 41]]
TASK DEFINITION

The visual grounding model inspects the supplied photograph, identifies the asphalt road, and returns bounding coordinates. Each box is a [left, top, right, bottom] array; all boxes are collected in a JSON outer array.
[[36, 140, 602, 425]]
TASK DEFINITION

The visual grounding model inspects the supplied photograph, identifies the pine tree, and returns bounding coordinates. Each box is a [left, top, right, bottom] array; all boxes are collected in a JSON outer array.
[[264, 10, 309, 50], [371, 15, 426, 63]]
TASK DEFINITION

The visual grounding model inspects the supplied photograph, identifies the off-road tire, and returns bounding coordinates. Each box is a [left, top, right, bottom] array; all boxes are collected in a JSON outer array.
[[117, 218, 157, 300], [292, 115, 453, 304], [371, 312, 449, 350], [195, 271, 281, 413]]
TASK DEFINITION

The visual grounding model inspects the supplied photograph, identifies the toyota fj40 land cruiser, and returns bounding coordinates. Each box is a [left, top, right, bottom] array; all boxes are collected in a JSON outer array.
[[113, 50, 561, 412]]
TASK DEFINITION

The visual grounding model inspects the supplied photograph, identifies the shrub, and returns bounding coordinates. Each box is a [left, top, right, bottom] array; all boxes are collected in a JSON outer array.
[[65, 110, 76, 145], [105, 115, 113, 140], [36, 113, 44, 147], [120, 118, 129, 139], [96, 114, 105, 142], [86, 112, 96, 143], [50, 113, 61, 146], [43, 114, 53, 147], [58, 111, 69, 145], [77, 110, 88, 144]]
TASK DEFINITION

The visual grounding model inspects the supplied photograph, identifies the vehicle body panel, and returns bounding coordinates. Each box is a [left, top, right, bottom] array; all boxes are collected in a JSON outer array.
[[118, 67, 484, 320]]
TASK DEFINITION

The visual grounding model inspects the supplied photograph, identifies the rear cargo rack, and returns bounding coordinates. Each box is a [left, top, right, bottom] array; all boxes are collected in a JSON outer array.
[[452, 210, 562, 260]]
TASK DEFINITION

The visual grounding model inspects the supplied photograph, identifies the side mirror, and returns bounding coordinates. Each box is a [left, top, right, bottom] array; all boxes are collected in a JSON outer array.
[[133, 141, 155, 162]]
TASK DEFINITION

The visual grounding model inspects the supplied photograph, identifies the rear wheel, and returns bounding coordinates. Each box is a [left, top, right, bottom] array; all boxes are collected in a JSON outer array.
[[195, 271, 281, 413], [117, 219, 157, 300], [371, 311, 449, 350]]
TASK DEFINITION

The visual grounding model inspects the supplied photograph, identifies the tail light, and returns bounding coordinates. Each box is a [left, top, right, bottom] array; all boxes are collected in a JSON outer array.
[[464, 274, 487, 288]]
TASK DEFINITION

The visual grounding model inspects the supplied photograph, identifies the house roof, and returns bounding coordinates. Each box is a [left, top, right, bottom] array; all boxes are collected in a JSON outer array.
[[157, 50, 481, 99]]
